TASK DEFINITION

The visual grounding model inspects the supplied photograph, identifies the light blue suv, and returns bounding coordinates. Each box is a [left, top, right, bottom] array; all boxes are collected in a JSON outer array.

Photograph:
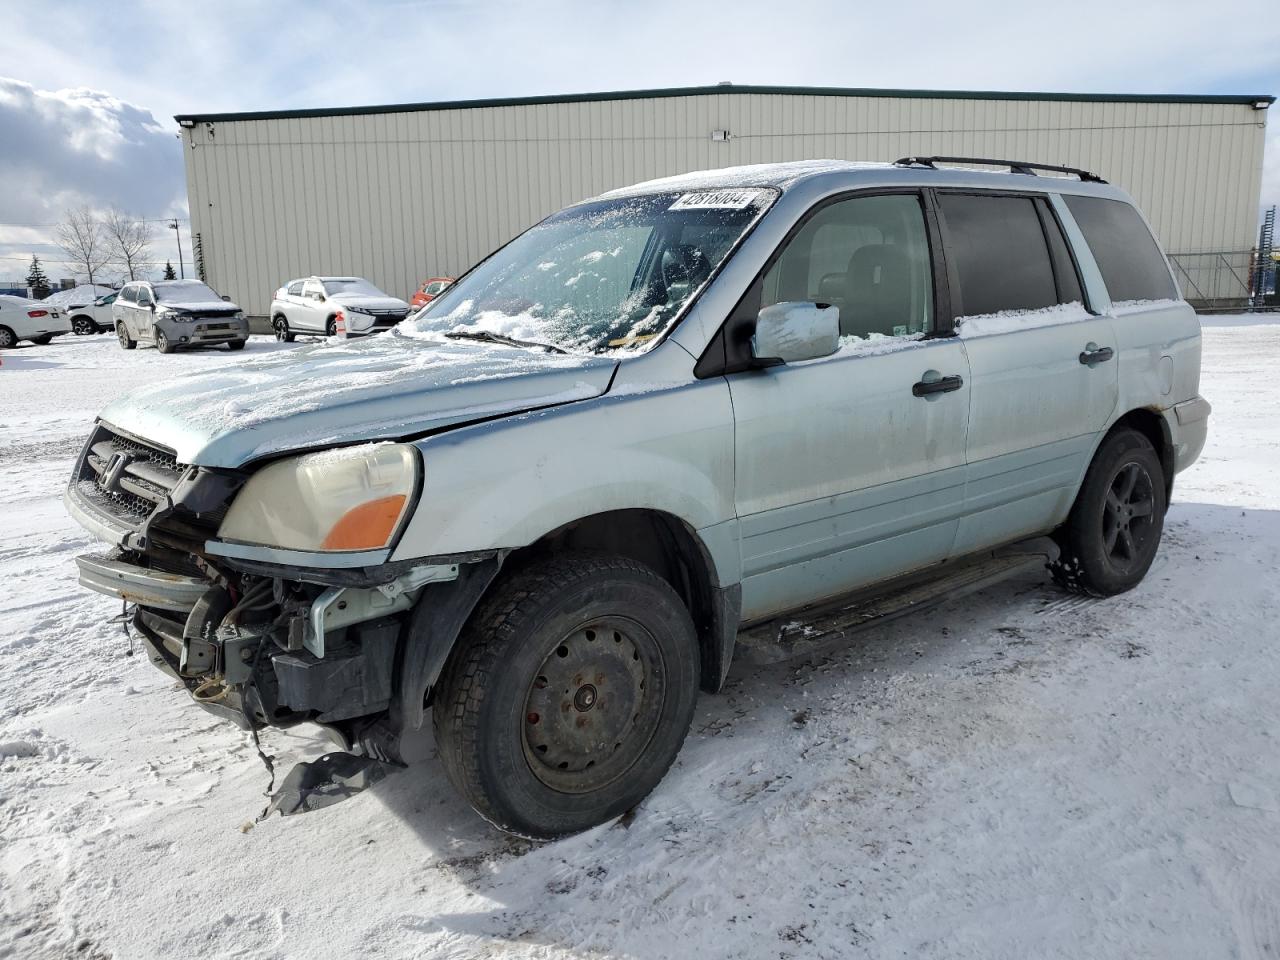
[[67, 157, 1207, 837]]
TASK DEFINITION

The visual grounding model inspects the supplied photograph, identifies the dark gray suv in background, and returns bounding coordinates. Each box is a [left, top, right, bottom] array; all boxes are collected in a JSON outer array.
[[112, 279, 250, 353]]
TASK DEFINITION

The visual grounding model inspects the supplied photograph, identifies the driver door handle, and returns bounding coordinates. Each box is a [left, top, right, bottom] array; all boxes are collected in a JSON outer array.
[[1079, 345, 1115, 366], [912, 374, 964, 397]]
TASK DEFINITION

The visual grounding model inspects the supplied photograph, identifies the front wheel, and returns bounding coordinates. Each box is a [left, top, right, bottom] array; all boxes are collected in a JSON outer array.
[[433, 554, 700, 839], [227, 339, 246, 351], [1051, 428, 1166, 596], [116, 324, 136, 350], [72, 317, 96, 336], [326, 317, 339, 337], [155, 329, 175, 354]]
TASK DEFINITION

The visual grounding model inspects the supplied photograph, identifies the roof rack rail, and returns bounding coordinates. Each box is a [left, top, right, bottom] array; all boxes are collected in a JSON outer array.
[[893, 155, 1107, 183]]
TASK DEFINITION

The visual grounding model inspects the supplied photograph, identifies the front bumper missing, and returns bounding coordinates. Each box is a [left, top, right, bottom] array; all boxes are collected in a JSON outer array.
[[76, 551, 208, 611]]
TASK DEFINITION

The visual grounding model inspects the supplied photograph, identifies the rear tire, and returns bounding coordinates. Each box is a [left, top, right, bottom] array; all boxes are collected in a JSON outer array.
[[1051, 428, 1166, 597], [155, 329, 175, 354], [30, 333, 53, 345], [272, 316, 294, 342], [0, 326, 15, 349], [433, 553, 700, 839], [116, 324, 136, 350]]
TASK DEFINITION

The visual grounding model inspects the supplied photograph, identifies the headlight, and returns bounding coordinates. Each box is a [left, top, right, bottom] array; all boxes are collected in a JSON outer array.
[[159, 308, 193, 323], [217, 443, 419, 552], [343, 304, 370, 315]]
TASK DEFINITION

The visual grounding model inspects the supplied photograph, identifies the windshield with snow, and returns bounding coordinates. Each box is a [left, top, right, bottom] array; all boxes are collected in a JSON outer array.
[[322, 278, 384, 296], [403, 189, 776, 354], [154, 281, 222, 303]]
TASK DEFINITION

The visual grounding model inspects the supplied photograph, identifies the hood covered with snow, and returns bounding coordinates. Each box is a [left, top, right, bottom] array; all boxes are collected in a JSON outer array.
[[98, 332, 617, 467]]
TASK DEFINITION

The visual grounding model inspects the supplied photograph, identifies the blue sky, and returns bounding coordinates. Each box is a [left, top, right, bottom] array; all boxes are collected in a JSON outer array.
[[1, 0, 1276, 281]]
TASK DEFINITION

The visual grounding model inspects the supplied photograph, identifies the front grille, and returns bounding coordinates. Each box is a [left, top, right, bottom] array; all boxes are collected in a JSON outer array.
[[75, 424, 188, 529]]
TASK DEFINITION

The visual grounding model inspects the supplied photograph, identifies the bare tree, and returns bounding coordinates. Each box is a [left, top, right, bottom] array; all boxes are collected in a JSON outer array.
[[54, 207, 112, 286], [103, 209, 153, 281]]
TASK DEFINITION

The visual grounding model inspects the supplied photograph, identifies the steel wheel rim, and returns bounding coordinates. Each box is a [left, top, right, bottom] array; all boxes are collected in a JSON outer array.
[[520, 616, 666, 794], [1103, 460, 1156, 572]]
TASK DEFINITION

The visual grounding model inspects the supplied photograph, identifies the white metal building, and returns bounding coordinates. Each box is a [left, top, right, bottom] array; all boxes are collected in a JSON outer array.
[[175, 84, 1274, 316]]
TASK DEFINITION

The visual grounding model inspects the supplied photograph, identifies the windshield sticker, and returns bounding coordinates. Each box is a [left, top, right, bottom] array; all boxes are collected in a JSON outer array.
[[669, 189, 762, 211]]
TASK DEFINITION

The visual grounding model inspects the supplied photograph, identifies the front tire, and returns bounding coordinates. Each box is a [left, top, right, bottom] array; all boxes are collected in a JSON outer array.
[[326, 316, 339, 337], [433, 554, 700, 839], [1051, 428, 1166, 597], [72, 316, 96, 336], [227, 339, 246, 351], [155, 329, 175, 354]]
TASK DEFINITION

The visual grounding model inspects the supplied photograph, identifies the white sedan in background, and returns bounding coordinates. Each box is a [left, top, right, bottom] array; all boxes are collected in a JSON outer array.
[[0, 295, 71, 347], [269, 276, 410, 341]]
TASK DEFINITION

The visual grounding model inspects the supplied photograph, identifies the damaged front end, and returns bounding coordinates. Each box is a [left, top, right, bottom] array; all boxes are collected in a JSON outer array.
[[65, 421, 491, 814]]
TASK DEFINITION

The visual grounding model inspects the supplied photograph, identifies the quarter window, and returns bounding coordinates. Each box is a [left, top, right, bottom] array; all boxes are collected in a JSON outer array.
[[1063, 195, 1177, 303], [287, 280, 304, 296], [938, 193, 1060, 317], [761, 193, 934, 340]]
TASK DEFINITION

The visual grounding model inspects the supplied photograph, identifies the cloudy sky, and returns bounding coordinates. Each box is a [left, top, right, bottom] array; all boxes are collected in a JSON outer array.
[[1, 0, 1276, 282]]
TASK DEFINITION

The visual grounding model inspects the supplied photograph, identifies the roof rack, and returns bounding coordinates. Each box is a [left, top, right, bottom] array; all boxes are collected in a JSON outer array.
[[893, 155, 1107, 183]]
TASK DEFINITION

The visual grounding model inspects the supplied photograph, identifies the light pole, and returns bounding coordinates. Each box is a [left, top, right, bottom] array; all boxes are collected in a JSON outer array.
[[168, 219, 185, 278]]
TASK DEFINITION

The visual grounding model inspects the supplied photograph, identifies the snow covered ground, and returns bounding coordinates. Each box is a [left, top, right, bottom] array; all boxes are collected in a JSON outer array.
[[1, 319, 1278, 960]]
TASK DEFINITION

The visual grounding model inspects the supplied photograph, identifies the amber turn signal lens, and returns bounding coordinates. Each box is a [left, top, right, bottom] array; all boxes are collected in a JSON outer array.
[[320, 494, 407, 550]]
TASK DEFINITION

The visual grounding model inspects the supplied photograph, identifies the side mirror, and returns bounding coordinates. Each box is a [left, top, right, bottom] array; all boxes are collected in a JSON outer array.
[[148, 302, 156, 312], [751, 301, 840, 366], [311, 292, 325, 302], [220, 294, 231, 302]]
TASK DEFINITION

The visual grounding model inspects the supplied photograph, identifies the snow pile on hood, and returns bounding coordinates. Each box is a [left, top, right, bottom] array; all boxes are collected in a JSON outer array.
[[955, 302, 1090, 338]]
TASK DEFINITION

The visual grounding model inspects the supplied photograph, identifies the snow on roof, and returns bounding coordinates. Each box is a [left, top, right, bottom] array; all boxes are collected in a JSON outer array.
[[599, 159, 892, 198]]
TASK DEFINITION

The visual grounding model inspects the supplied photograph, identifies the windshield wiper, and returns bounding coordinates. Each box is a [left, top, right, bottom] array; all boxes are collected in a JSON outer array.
[[443, 330, 567, 354]]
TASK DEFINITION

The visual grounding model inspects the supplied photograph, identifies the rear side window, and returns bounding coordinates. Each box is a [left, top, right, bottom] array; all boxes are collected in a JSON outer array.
[[1063, 195, 1177, 303], [938, 193, 1061, 316]]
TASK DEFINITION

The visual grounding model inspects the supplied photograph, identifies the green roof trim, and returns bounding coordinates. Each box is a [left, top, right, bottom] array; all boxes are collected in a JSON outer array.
[[173, 84, 1275, 124]]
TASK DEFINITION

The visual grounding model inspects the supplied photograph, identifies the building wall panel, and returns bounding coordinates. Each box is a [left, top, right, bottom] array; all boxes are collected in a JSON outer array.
[[180, 90, 1270, 314]]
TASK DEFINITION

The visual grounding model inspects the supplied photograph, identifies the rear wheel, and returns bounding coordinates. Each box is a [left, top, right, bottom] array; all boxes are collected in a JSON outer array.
[[0, 326, 15, 349], [72, 316, 96, 336], [1051, 428, 1166, 596], [155, 329, 175, 354], [30, 333, 53, 345], [433, 554, 700, 839], [272, 316, 294, 342], [116, 323, 136, 350]]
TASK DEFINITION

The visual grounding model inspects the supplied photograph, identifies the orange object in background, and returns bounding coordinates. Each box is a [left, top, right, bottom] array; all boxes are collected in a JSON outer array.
[[410, 277, 454, 309]]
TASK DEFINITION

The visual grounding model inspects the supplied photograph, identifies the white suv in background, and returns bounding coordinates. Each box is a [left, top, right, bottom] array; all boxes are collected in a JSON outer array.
[[269, 276, 410, 341]]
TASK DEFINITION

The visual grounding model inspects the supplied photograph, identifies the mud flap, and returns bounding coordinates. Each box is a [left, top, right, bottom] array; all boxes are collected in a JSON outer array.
[[264, 752, 395, 816]]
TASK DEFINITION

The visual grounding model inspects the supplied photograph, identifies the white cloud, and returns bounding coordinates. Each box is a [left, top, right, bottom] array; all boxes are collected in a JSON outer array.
[[0, 77, 186, 280]]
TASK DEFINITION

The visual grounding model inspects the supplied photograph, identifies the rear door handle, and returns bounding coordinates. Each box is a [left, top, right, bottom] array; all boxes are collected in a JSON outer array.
[[912, 374, 964, 397], [1079, 345, 1115, 366]]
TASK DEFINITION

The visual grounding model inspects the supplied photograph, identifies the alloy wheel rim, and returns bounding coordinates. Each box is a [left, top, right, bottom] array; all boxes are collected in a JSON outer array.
[[521, 616, 666, 794], [275, 320, 288, 340], [1103, 461, 1156, 572], [0, 329, 12, 347]]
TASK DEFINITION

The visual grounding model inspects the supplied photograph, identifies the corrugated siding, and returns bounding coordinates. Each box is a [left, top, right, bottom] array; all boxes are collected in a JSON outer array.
[[182, 92, 1270, 314]]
